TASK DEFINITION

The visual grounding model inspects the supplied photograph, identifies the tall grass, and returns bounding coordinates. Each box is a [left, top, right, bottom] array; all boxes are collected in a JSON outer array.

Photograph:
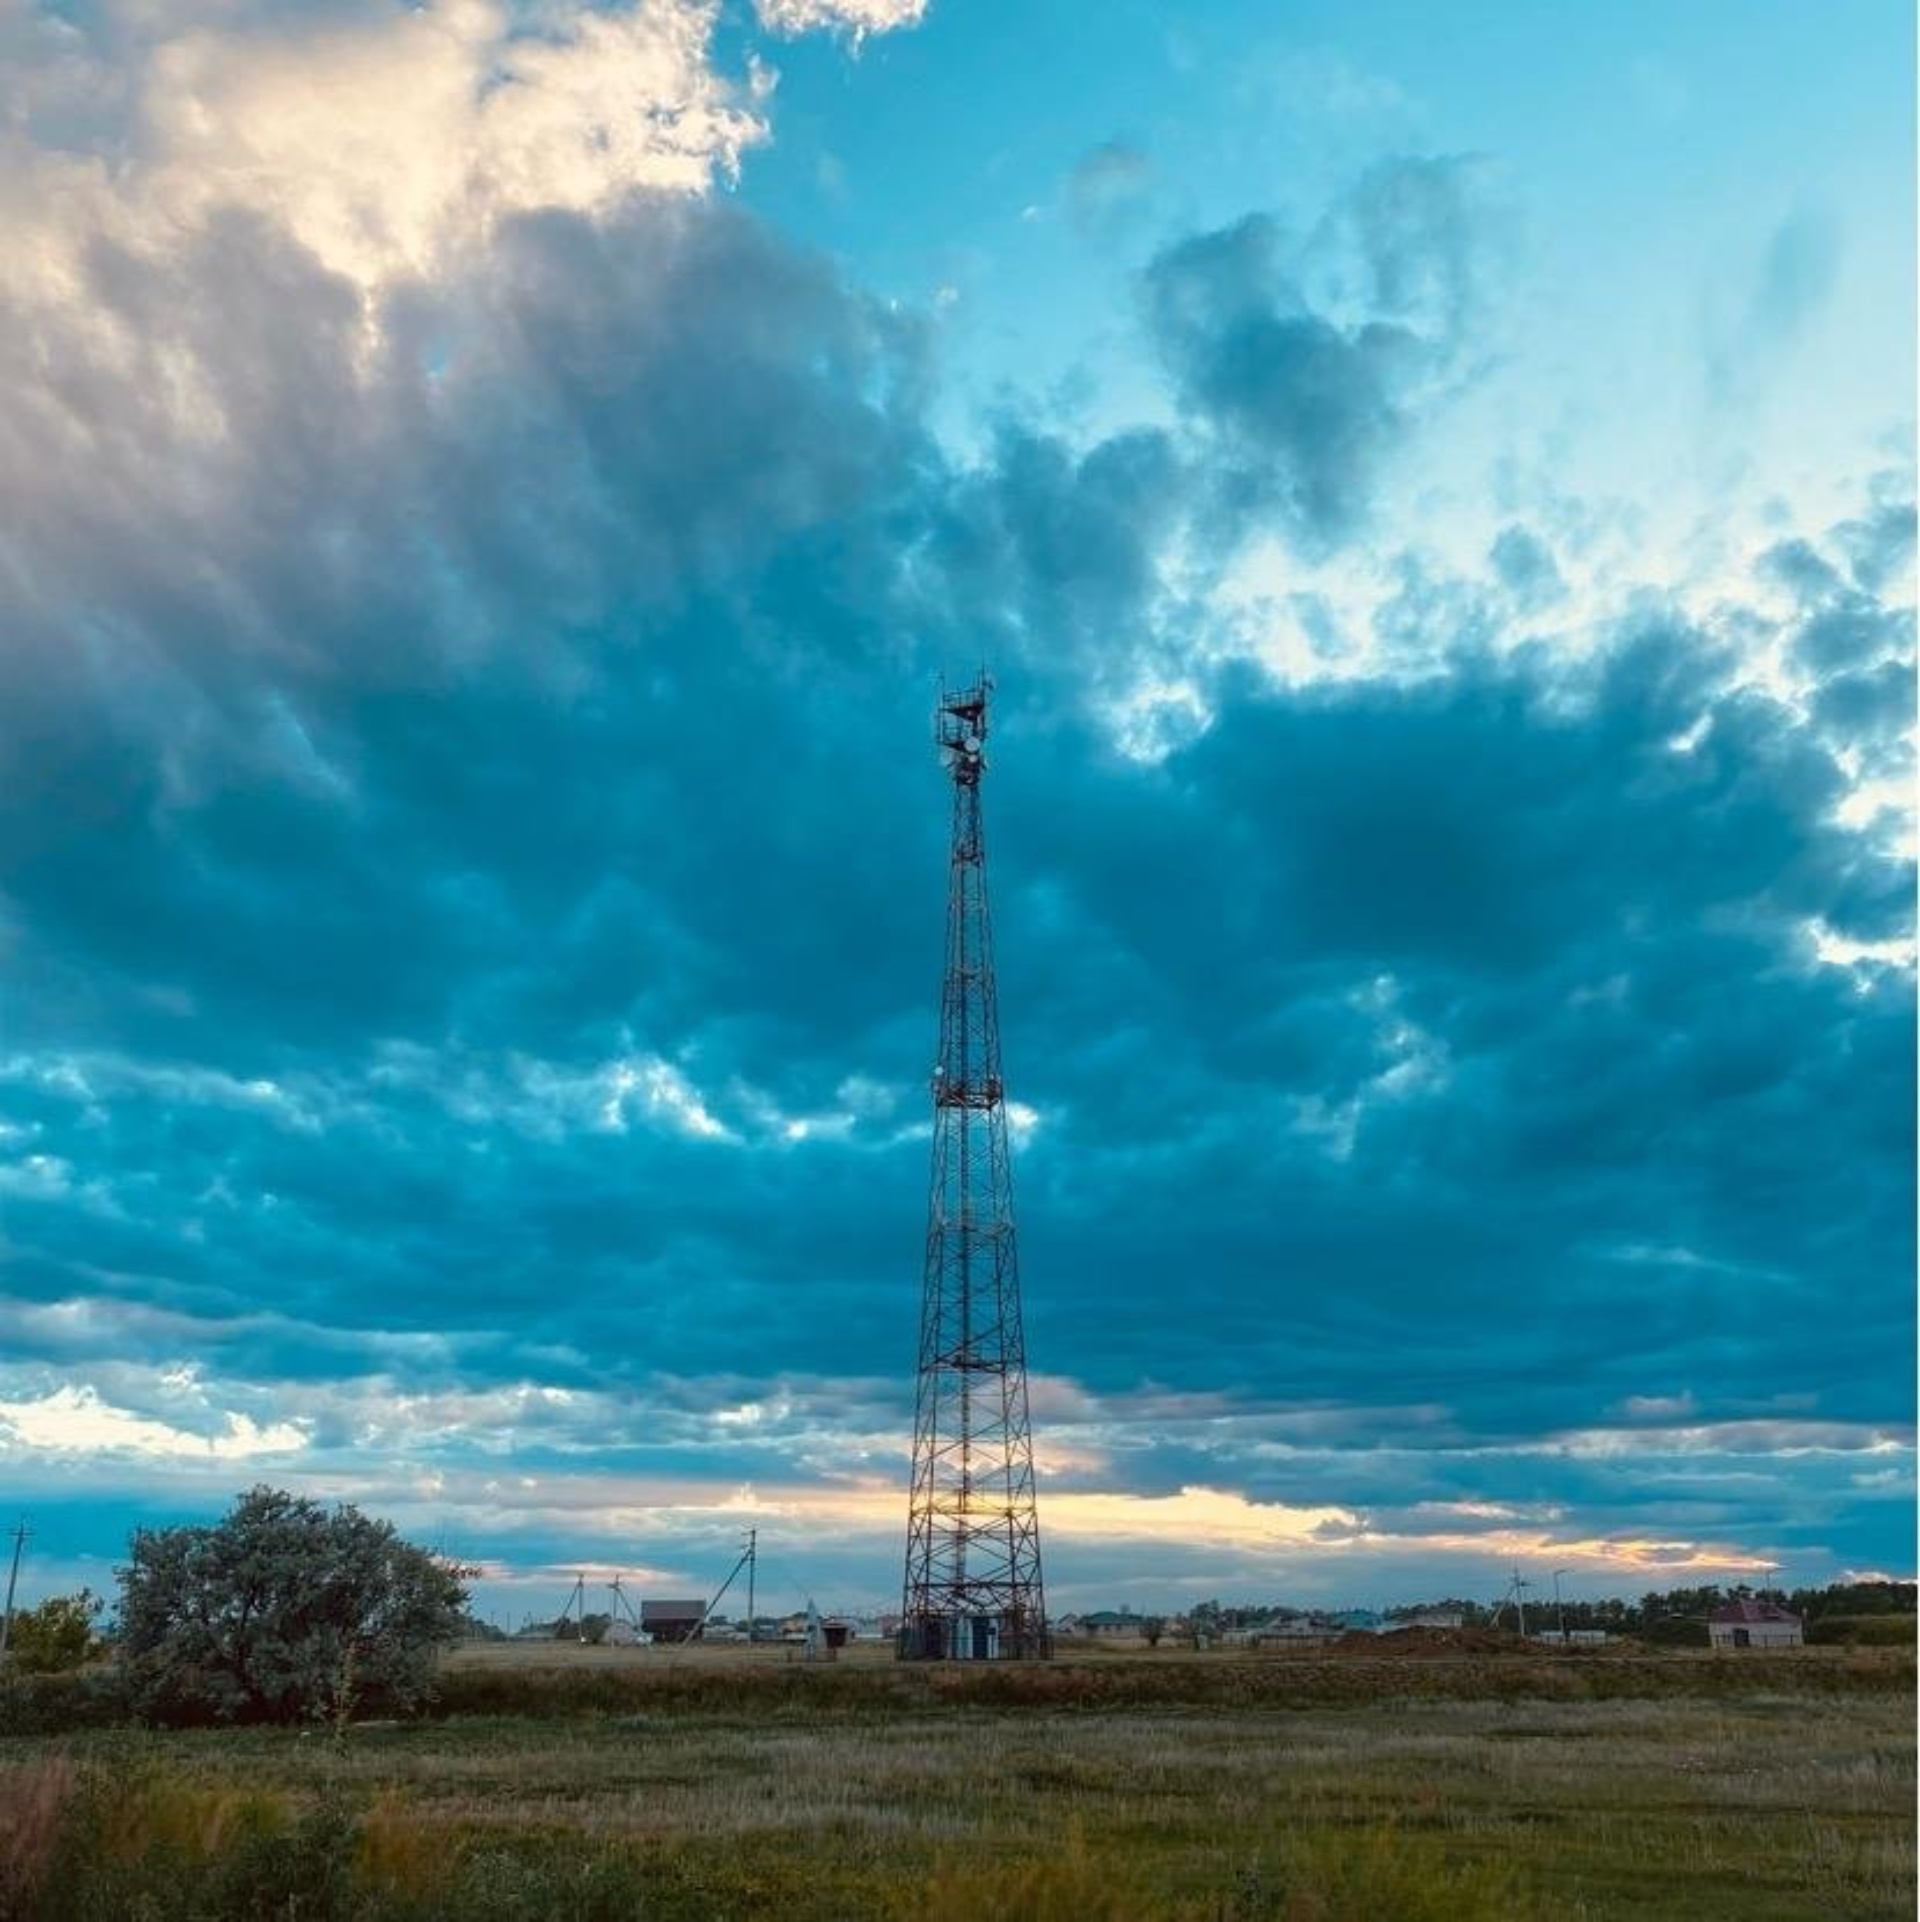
[[0, 1756, 75, 1916], [7, 1651, 1912, 1921], [426, 1643, 1911, 1720]]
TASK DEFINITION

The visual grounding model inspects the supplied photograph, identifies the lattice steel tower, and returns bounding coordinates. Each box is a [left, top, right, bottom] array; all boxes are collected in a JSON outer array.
[[899, 676, 1049, 1661]]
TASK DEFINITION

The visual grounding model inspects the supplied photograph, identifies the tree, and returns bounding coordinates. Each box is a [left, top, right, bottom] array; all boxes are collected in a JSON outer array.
[[118, 1487, 470, 1725], [5, 1589, 102, 1673]]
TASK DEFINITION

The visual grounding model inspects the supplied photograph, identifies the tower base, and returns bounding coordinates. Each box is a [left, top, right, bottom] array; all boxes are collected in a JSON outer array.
[[896, 1607, 1052, 1662]]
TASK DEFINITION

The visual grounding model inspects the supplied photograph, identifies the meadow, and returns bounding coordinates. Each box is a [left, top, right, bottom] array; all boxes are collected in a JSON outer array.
[[3, 1639, 1912, 1921]]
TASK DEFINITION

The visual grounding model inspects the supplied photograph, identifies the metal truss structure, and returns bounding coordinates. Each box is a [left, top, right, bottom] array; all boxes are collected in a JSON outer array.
[[899, 677, 1049, 1661]]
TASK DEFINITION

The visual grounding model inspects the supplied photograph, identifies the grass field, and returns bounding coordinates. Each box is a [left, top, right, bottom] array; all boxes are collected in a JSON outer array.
[[3, 1640, 1911, 1920]]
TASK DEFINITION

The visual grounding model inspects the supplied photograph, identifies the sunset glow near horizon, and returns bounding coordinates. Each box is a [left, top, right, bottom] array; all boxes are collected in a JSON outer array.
[[1, 0, 1913, 1621]]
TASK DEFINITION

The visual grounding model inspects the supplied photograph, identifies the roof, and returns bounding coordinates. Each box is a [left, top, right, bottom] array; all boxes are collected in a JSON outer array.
[[640, 1599, 707, 1622], [1709, 1599, 1801, 1625]]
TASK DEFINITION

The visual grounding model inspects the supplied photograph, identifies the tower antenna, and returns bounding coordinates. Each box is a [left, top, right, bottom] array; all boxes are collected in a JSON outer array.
[[899, 673, 1049, 1660]]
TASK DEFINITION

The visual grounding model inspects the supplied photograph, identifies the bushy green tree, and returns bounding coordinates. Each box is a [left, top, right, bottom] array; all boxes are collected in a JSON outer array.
[[4, 1588, 102, 1673], [118, 1487, 469, 1725]]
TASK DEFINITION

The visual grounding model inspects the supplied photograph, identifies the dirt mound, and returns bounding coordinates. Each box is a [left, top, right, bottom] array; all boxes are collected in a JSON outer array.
[[1328, 1626, 1519, 1656]]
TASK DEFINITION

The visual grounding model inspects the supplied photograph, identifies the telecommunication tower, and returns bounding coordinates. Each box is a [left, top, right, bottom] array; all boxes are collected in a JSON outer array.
[[899, 676, 1049, 1660]]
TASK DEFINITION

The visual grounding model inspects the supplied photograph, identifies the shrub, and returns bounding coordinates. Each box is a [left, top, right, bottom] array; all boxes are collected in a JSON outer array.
[[118, 1486, 469, 1726], [0, 1666, 134, 1736], [1808, 1613, 1918, 1647], [5, 1591, 103, 1675]]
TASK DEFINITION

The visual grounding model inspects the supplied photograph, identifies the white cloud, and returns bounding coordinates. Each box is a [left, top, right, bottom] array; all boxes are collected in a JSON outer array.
[[1, 1051, 326, 1131], [1544, 1418, 1912, 1460], [8, 0, 767, 303], [755, 0, 928, 40], [595, 1057, 733, 1141], [1290, 974, 1450, 1161], [0, 1151, 124, 1216], [1806, 919, 1916, 974], [1044, 1484, 1363, 1550], [0, 1153, 74, 1200], [0, 1383, 307, 1459]]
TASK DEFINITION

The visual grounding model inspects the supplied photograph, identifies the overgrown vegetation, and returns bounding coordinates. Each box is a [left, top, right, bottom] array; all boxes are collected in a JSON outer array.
[[1, 1592, 102, 1676], [2, 1519, 1910, 1919], [116, 1487, 469, 1727], [2, 1646, 1910, 1921]]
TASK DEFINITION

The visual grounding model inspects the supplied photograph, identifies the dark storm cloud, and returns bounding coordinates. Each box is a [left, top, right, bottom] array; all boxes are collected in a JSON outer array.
[[1141, 155, 1494, 546], [1, 197, 941, 1067], [0, 145, 1910, 1591]]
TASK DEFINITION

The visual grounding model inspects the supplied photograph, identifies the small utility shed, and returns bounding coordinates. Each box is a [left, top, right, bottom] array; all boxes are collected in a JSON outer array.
[[1708, 1599, 1804, 1649]]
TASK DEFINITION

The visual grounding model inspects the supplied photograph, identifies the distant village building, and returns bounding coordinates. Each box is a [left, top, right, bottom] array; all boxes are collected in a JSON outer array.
[[1254, 1618, 1338, 1647], [640, 1599, 707, 1643], [1074, 1609, 1144, 1639], [1388, 1609, 1465, 1632], [1708, 1599, 1804, 1649]]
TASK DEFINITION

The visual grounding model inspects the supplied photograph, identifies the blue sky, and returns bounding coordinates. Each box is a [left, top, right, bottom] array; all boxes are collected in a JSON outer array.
[[1, 0, 1912, 1624]]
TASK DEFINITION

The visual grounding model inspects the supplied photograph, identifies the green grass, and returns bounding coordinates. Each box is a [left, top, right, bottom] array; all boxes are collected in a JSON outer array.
[[2, 1646, 1911, 1920]]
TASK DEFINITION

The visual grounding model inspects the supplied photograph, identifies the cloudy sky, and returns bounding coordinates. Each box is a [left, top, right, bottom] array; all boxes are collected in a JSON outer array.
[[3, 0, 1912, 1624]]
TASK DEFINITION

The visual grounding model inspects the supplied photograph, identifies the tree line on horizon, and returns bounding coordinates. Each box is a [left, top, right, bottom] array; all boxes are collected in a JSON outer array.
[[1074, 1581, 1919, 1647]]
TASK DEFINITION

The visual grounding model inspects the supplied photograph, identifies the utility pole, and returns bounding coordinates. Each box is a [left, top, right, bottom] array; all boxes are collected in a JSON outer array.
[[900, 675, 1048, 1661], [1553, 1568, 1569, 1645], [0, 1521, 27, 1660], [698, 1529, 760, 1640]]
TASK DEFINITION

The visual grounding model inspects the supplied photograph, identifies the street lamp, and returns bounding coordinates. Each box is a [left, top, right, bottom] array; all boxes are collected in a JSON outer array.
[[1553, 1569, 1569, 1645]]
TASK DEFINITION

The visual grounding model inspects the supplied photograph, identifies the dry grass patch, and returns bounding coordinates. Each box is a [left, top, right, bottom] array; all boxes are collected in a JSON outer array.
[[10, 1650, 1912, 1920]]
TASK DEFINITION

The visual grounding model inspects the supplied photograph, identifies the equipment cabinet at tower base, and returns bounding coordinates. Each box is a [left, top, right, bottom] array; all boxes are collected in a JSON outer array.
[[897, 1608, 1052, 1662]]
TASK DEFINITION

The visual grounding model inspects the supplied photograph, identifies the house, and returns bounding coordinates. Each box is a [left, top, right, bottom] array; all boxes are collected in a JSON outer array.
[[1254, 1618, 1338, 1647], [1708, 1599, 1803, 1649], [640, 1599, 707, 1643], [1076, 1609, 1143, 1638]]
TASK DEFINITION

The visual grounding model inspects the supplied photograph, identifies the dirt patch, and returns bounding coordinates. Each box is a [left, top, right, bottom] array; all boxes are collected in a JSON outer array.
[[1333, 1628, 1535, 1657]]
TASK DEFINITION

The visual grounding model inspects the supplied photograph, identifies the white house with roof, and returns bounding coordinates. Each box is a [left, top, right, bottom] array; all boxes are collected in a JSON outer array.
[[1708, 1599, 1804, 1649]]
